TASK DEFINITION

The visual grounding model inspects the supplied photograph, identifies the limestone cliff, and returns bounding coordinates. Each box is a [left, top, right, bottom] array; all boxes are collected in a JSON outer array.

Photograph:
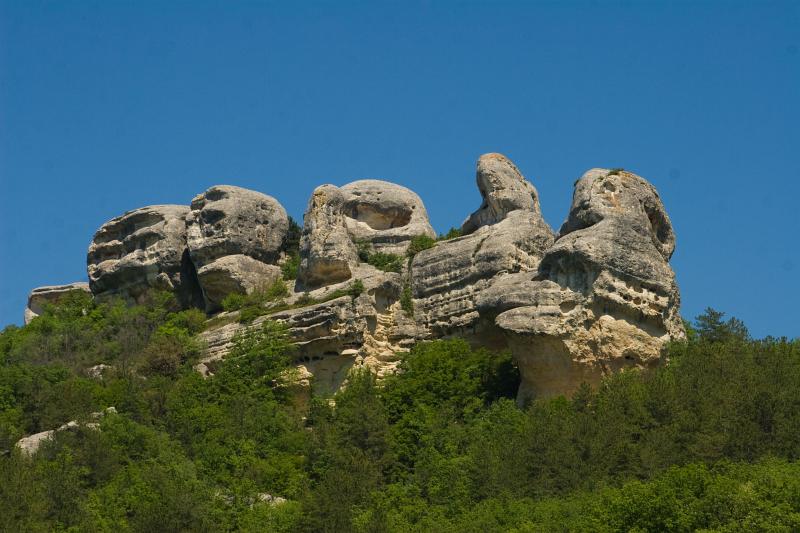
[[27, 154, 684, 403]]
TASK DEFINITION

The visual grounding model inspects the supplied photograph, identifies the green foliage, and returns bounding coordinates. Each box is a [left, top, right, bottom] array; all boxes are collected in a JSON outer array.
[[297, 292, 313, 306], [282, 216, 303, 255], [694, 306, 749, 342], [356, 240, 404, 272], [278, 216, 303, 281], [264, 278, 290, 301], [222, 279, 290, 313], [221, 279, 291, 323], [4, 300, 800, 532], [400, 285, 413, 316], [437, 227, 462, 241], [323, 279, 365, 302], [346, 279, 365, 299], [357, 459, 800, 532], [607, 167, 624, 176], [406, 234, 436, 257], [367, 252, 404, 273], [355, 240, 372, 262], [221, 292, 247, 312], [281, 254, 301, 281]]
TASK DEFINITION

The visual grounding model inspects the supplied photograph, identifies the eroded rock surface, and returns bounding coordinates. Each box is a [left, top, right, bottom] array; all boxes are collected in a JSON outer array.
[[494, 169, 684, 403], [410, 154, 554, 341], [340, 180, 435, 255], [15, 407, 117, 456], [187, 185, 289, 310], [298, 180, 435, 289], [298, 185, 360, 289], [68, 155, 684, 404], [25, 282, 91, 324], [199, 266, 422, 394], [462, 153, 544, 234], [87, 205, 203, 307]]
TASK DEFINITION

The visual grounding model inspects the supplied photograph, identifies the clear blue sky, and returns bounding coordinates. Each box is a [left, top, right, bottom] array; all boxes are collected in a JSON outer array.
[[1, 1, 798, 338]]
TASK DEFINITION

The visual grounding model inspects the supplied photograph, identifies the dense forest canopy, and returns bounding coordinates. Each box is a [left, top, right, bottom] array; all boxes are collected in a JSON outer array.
[[1, 290, 799, 532]]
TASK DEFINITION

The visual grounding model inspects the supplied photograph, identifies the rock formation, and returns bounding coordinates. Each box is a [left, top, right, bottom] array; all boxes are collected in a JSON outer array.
[[492, 168, 684, 402], [461, 153, 544, 234], [298, 180, 434, 289], [187, 185, 289, 311], [24, 282, 91, 324], [339, 179, 436, 255], [87, 205, 203, 308], [411, 153, 555, 340], [297, 185, 360, 289], [27, 153, 683, 402]]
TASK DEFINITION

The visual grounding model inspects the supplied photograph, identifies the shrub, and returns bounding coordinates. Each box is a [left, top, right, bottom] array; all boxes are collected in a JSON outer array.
[[297, 292, 313, 306], [221, 292, 247, 312], [238, 306, 264, 324], [356, 240, 404, 272], [264, 279, 289, 301], [347, 280, 365, 299], [281, 254, 300, 281], [222, 279, 290, 320], [437, 227, 462, 241], [355, 240, 371, 262], [366, 252, 404, 273], [281, 217, 302, 255], [406, 235, 436, 257], [400, 285, 413, 316]]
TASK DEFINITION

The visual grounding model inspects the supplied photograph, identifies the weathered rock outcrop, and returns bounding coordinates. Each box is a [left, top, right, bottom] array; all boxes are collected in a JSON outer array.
[[24, 282, 91, 324], [187, 185, 289, 311], [410, 153, 554, 340], [87, 205, 203, 307], [15, 407, 117, 456], [69, 155, 683, 403], [298, 185, 360, 289], [462, 153, 544, 234], [298, 180, 435, 289], [340, 180, 436, 255], [199, 264, 423, 394], [493, 169, 683, 403]]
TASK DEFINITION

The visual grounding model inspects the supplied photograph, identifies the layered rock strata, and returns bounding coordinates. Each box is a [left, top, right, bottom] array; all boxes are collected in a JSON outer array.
[[87, 205, 203, 307], [199, 265, 422, 394], [67, 154, 683, 402], [410, 153, 555, 340], [492, 169, 684, 402]]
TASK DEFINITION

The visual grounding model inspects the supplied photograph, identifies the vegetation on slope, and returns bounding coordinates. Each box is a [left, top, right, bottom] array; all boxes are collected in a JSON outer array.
[[0, 293, 799, 532]]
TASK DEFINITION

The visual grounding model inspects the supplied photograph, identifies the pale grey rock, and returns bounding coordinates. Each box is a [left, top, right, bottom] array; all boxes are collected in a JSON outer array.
[[15, 407, 116, 456], [340, 179, 435, 255], [187, 185, 289, 266], [86, 364, 114, 379], [298, 180, 435, 289], [462, 153, 544, 234], [15, 428, 57, 456], [254, 493, 288, 507], [298, 185, 360, 289], [187, 185, 289, 311], [412, 210, 554, 337], [410, 153, 554, 340], [24, 282, 91, 324], [199, 267, 421, 396], [75, 156, 684, 405], [87, 205, 203, 307], [195, 254, 282, 311], [495, 169, 684, 403]]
